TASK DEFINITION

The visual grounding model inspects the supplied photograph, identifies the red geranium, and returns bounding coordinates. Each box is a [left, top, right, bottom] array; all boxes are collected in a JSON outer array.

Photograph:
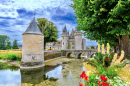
[[84, 76, 88, 80], [100, 75, 107, 81], [79, 82, 83, 86], [98, 81, 104, 85], [98, 81, 109, 86], [102, 82, 109, 86], [80, 71, 86, 79]]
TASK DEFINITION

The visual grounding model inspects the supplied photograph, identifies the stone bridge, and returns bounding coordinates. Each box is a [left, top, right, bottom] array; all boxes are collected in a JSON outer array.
[[62, 49, 97, 59]]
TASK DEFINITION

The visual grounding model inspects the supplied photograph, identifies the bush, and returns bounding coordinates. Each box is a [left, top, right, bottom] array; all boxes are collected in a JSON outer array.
[[7, 53, 19, 60], [93, 52, 115, 67], [0, 55, 2, 59]]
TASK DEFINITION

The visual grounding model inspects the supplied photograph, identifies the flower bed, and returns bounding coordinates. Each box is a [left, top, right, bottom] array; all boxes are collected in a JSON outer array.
[[79, 43, 130, 86]]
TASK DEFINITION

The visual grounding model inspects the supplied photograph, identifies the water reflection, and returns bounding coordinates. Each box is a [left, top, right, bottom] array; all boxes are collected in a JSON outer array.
[[58, 60, 85, 86], [20, 67, 44, 85], [0, 59, 86, 86], [0, 62, 19, 71]]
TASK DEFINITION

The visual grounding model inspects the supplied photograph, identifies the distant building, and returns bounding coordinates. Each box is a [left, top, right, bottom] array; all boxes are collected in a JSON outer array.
[[61, 25, 86, 50], [46, 25, 86, 50], [86, 46, 91, 49], [18, 44, 22, 49], [46, 41, 62, 50]]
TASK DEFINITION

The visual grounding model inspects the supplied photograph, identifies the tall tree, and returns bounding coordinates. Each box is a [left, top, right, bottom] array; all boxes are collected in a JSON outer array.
[[6, 41, 12, 49], [0, 35, 9, 50], [71, 0, 130, 58], [12, 39, 19, 49], [37, 18, 58, 49], [91, 46, 95, 49]]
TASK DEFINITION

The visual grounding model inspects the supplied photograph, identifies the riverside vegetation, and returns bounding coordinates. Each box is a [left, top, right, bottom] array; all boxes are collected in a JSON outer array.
[[0, 49, 22, 63], [80, 43, 130, 86]]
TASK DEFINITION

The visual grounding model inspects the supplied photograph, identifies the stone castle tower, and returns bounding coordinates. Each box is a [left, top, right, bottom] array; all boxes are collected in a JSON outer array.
[[21, 17, 44, 68], [61, 25, 86, 50], [61, 25, 69, 50]]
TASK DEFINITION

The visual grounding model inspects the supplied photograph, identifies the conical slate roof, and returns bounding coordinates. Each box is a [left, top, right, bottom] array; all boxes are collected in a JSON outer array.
[[62, 25, 67, 32], [22, 17, 43, 35], [64, 25, 67, 31], [70, 29, 74, 38]]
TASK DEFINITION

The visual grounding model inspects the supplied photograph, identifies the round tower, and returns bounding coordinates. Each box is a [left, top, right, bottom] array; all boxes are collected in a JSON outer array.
[[74, 28, 82, 50], [21, 17, 44, 69], [61, 25, 69, 50], [82, 39, 86, 50]]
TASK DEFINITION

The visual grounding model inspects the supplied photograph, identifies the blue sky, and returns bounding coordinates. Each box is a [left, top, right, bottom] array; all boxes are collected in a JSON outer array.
[[0, 0, 98, 46]]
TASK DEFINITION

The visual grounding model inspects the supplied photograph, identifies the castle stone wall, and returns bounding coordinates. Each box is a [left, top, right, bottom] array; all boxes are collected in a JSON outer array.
[[62, 35, 69, 50], [22, 34, 44, 63]]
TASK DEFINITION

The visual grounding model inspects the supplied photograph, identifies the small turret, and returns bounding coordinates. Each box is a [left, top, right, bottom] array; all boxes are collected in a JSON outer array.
[[61, 25, 69, 50], [70, 29, 74, 39]]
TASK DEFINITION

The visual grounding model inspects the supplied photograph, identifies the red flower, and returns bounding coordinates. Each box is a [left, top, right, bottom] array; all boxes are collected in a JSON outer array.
[[79, 82, 83, 86], [84, 76, 88, 80], [98, 81, 104, 85], [102, 82, 109, 86], [100, 75, 107, 81], [80, 71, 86, 79]]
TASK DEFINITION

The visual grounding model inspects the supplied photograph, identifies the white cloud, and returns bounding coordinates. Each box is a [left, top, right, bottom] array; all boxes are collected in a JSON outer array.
[[0, 0, 98, 46]]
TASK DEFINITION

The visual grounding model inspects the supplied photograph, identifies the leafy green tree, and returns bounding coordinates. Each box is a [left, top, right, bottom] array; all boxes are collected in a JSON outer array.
[[91, 46, 95, 49], [0, 35, 9, 50], [87, 47, 90, 49], [37, 18, 58, 49], [12, 39, 19, 49], [71, 0, 130, 58], [6, 41, 12, 49]]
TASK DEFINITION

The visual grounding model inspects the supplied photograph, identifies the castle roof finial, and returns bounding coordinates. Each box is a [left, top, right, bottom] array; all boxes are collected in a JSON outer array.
[[34, 10, 36, 18], [63, 24, 67, 33]]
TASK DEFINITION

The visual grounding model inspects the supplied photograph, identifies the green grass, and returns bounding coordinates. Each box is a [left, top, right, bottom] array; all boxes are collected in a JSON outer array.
[[0, 53, 21, 61]]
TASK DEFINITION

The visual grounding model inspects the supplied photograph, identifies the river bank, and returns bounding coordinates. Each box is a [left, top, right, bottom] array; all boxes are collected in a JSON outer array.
[[0, 56, 76, 67]]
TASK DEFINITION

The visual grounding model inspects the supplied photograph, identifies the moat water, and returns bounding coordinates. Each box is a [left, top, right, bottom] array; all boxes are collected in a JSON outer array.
[[0, 58, 86, 86]]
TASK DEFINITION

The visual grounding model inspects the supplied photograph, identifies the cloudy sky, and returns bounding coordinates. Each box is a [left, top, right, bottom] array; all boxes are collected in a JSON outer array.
[[0, 0, 98, 46]]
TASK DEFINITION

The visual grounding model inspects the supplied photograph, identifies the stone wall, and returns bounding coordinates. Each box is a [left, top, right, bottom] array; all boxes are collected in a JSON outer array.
[[22, 34, 44, 63], [44, 51, 61, 60]]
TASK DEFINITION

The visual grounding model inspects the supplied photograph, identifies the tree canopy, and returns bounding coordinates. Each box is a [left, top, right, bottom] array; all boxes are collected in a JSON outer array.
[[37, 18, 58, 48], [91, 46, 95, 49], [6, 41, 12, 49], [71, 0, 130, 58], [12, 39, 19, 49], [0, 35, 10, 50]]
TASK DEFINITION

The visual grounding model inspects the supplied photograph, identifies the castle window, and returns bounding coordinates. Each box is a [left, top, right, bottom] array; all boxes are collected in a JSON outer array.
[[63, 43, 64, 45], [72, 43, 74, 45], [72, 46, 74, 49]]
